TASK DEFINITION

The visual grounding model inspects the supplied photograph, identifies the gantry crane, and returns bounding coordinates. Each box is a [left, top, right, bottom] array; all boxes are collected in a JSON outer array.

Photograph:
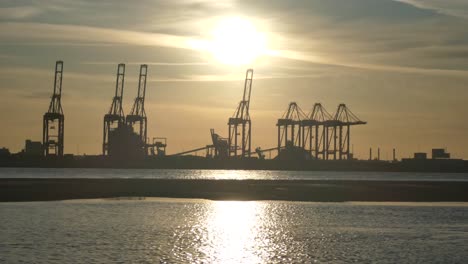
[[277, 102, 307, 154], [228, 69, 254, 158], [103, 63, 126, 155], [301, 103, 333, 159], [126, 64, 148, 154], [332, 104, 366, 160], [43, 61, 65, 156]]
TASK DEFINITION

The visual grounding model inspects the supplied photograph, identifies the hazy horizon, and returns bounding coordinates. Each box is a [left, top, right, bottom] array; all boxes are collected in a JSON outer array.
[[1, 0, 468, 159]]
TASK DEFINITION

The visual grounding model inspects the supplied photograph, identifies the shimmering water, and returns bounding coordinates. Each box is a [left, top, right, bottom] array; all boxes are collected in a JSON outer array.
[[1, 199, 467, 263], [1, 167, 468, 181]]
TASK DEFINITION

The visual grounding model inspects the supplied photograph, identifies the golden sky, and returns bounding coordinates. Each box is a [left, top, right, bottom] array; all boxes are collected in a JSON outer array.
[[1, 0, 468, 159]]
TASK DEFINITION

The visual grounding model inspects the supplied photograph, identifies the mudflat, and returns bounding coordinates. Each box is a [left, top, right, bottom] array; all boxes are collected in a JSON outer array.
[[1, 178, 468, 202]]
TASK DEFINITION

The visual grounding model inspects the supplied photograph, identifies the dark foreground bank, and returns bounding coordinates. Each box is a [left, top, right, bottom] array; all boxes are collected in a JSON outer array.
[[2, 155, 468, 172], [1, 179, 468, 202]]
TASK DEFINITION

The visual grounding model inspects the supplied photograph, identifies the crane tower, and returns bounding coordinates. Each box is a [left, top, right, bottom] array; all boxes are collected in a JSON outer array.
[[103, 63, 126, 155], [332, 104, 367, 160], [126, 64, 148, 154], [43, 61, 64, 156], [301, 103, 333, 159], [228, 69, 253, 158], [277, 102, 306, 153]]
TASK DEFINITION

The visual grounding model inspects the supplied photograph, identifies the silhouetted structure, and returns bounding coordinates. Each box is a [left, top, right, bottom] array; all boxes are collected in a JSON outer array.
[[432, 148, 450, 159], [302, 103, 333, 160], [36, 62, 371, 162], [107, 124, 146, 158], [320, 104, 367, 160], [126, 65, 148, 154], [170, 70, 254, 159], [210, 129, 229, 158], [103, 64, 126, 155], [414, 152, 427, 159], [276, 102, 312, 160], [275, 102, 366, 161], [25, 140, 42, 156], [2, 59, 464, 172], [148, 137, 167, 156], [277, 102, 306, 152], [0, 148, 10, 157], [228, 69, 253, 158], [102, 64, 152, 159], [332, 104, 367, 160], [43, 61, 64, 156]]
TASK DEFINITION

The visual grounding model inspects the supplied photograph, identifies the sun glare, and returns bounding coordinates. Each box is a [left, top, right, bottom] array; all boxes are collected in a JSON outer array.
[[209, 17, 266, 65]]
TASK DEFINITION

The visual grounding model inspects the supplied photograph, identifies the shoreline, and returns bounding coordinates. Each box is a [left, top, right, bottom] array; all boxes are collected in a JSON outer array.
[[2, 178, 468, 202], [1, 156, 467, 173]]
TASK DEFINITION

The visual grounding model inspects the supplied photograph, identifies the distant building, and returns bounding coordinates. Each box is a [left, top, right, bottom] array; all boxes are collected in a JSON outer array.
[[414, 152, 427, 160], [24, 140, 42, 156], [108, 124, 146, 158], [0, 147, 10, 157], [432, 148, 450, 159]]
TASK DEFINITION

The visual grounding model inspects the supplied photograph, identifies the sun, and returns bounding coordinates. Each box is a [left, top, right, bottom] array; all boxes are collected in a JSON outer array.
[[209, 17, 266, 65]]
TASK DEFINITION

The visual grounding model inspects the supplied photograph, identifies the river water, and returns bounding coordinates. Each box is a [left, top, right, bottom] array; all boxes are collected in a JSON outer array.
[[1, 199, 468, 263], [1, 169, 468, 263], [1, 167, 468, 181]]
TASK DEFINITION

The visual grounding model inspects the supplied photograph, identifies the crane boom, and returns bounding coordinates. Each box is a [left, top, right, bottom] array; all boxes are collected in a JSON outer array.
[[129, 64, 147, 117], [241, 69, 253, 119], [228, 69, 254, 158], [108, 63, 125, 117], [103, 63, 126, 155], [126, 64, 149, 151], [47, 61, 64, 114]]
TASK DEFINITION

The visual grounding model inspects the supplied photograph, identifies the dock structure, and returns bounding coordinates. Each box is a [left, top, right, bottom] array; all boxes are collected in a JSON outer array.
[[37, 61, 370, 161]]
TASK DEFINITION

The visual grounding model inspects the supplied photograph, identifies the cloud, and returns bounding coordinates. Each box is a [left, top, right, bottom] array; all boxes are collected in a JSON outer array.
[[3, 0, 468, 79], [0, 6, 43, 19], [270, 49, 468, 77], [242, 1, 468, 77], [0, 22, 199, 50], [81, 61, 211, 66], [394, 0, 468, 19]]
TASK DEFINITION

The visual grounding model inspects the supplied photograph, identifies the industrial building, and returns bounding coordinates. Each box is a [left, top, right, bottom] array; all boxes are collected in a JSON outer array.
[[24, 140, 43, 156], [102, 64, 166, 159]]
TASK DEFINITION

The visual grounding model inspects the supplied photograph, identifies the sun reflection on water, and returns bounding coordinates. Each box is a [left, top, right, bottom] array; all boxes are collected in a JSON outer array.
[[169, 199, 300, 263], [203, 201, 265, 263]]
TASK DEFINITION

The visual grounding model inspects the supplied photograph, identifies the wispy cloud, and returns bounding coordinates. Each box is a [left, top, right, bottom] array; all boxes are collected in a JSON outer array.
[[0, 22, 199, 50], [394, 0, 468, 19], [271, 49, 468, 77], [81, 61, 211, 66], [0, 6, 43, 19], [3, 21, 468, 78]]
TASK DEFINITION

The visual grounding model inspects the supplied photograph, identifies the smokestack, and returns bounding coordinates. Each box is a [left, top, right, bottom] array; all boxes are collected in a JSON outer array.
[[369, 148, 372, 160], [393, 148, 396, 161], [378, 148, 381, 161]]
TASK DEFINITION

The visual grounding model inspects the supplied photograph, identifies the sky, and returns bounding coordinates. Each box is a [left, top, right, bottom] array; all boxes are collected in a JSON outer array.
[[1, 0, 468, 160]]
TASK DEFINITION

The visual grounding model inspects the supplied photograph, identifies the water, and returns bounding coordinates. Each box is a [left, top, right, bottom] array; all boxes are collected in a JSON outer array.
[[1, 167, 468, 181], [1, 199, 467, 263]]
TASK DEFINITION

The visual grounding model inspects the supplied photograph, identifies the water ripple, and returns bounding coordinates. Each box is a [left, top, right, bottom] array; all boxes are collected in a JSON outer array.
[[1, 199, 467, 263]]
